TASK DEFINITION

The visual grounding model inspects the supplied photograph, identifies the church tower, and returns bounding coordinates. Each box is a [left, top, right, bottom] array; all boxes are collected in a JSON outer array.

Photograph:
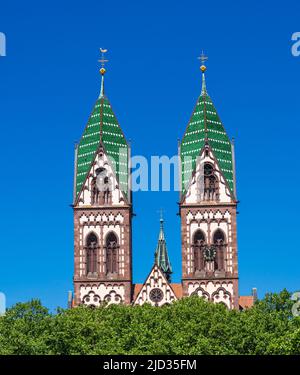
[[179, 55, 239, 309], [73, 51, 132, 307]]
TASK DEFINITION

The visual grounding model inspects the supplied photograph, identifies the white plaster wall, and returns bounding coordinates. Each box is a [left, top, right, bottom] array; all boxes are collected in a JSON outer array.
[[190, 222, 208, 240], [187, 281, 234, 309], [79, 212, 124, 226], [210, 221, 228, 237], [80, 284, 125, 306], [102, 225, 121, 244]]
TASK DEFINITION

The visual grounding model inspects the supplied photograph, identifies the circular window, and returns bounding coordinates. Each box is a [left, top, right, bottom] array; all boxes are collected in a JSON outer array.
[[149, 288, 164, 303]]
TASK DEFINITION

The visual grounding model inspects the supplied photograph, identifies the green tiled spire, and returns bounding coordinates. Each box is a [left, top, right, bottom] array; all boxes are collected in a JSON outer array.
[[180, 67, 234, 196], [154, 216, 172, 282], [75, 72, 128, 201]]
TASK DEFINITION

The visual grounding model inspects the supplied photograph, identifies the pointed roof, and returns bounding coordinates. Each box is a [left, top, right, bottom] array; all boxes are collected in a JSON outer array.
[[75, 69, 129, 201], [180, 65, 235, 197], [154, 216, 172, 281]]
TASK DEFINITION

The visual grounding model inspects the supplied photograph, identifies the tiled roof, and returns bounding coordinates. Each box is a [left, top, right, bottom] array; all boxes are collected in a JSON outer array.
[[180, 72, 234, 196], [75, 88, 128, 201], [132, 284, 143, 301], [170, 283, 183, 299], [239, 296, 254, 310]]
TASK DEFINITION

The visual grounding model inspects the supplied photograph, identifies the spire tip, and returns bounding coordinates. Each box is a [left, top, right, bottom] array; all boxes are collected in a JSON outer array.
[[98, 48, 108, 98], [198, 51, 208, 95]]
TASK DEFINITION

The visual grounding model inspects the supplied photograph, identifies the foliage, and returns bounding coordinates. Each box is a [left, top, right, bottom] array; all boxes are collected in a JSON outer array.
[[0, 289, 299, 355]]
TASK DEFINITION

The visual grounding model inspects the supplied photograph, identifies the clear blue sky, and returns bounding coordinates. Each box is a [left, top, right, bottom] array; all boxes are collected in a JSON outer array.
[[0, 0, 299, 311]]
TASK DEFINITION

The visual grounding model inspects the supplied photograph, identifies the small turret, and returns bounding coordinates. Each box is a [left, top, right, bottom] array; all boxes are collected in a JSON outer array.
[[154, 214, 172, 282]]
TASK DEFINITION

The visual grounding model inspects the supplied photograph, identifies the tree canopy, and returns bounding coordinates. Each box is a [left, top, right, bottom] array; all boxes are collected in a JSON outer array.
[[0, 289, 299, 355]]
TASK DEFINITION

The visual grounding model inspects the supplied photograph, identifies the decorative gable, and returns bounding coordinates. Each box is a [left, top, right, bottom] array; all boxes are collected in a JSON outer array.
[[133, 264, 178, 306], [182, 145, 234, 205], [76, 145, 127, 206]]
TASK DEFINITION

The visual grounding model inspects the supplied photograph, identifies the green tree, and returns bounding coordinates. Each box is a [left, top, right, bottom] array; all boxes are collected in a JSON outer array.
[[0, 299, 51, 354], [0, 290, 299, 355]]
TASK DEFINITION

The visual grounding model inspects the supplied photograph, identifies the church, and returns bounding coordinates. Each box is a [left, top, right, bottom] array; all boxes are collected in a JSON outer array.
[[71, 51, 255, 310]]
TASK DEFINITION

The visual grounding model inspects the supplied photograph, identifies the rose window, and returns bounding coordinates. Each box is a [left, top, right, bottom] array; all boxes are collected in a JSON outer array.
[[149, 288, 164, 303]]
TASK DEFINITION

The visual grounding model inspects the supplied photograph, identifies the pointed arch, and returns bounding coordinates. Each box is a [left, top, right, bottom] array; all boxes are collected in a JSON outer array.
[[211, 286, 232, 309], [191, 287, 210, 301], [85, 232, 98, 275], [105, 231, 119, 274], [203, 162, 219, 201], [192, 229, 206, 272], [213, 228, 226, 271]]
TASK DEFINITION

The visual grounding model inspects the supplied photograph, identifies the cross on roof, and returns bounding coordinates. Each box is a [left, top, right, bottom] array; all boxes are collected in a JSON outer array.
[[198, 50, 208, 66], [98, 48, 108, 72], [156, 208, 165, 222]]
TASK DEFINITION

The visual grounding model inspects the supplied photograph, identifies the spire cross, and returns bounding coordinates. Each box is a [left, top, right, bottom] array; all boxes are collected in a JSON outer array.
[[98, 48, 108, 74], [198, 50, 208, 96], [157, 208, 165, 222], [198, 50, 208, 66]]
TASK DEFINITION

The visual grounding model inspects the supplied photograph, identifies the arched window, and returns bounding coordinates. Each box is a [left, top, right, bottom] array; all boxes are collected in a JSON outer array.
[[213, 229, 226, 271], [203, 163, 219, 201], [106, 232, 118, 274], [193, 230, 206, 272], [86, 232, 98, 275]]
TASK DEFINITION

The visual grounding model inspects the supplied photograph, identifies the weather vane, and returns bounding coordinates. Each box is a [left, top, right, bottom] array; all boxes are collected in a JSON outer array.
[[198, 50, 208, 72], [98, 48, 108, 75]]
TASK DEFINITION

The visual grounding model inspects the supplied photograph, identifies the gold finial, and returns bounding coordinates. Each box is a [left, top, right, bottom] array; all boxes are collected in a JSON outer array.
[[198, 50, 208, 72], [98, 48, 108, 75]]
